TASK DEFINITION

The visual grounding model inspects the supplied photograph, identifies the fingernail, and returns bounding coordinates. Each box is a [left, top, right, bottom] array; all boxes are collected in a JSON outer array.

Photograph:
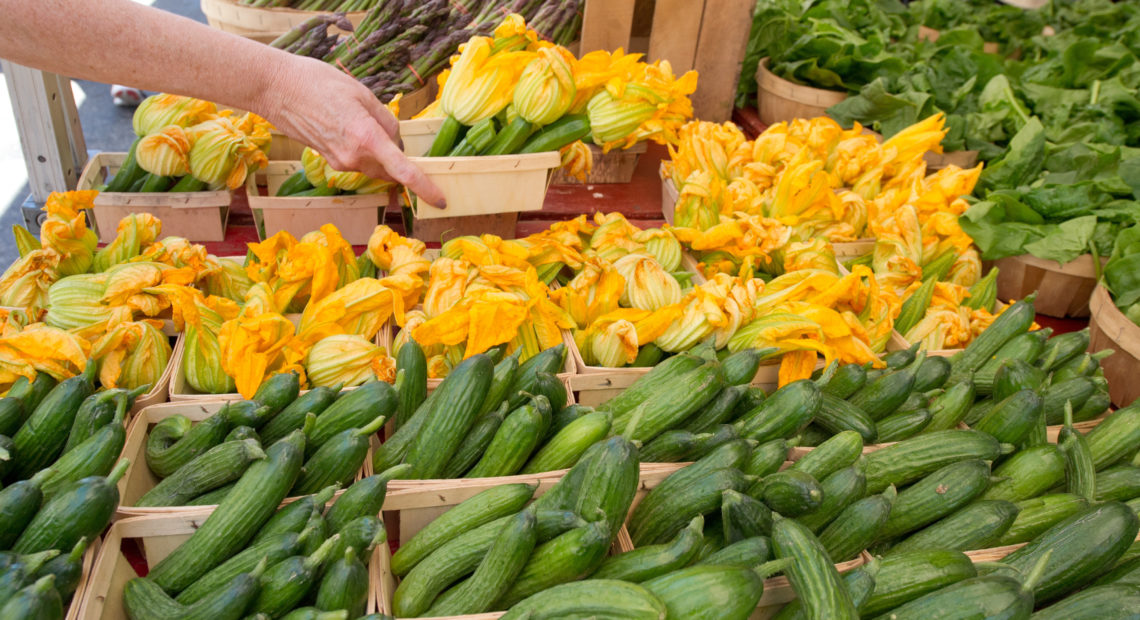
[[436, 198, 447, 209]]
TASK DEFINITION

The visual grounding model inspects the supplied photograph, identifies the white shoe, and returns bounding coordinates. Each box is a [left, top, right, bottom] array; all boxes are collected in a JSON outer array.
[[111, 85, 144, 107]]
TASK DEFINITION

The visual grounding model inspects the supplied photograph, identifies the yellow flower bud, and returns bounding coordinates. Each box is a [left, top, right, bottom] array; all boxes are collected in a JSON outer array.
[[133, 94, 218, 136], [199, 257, 253, 302], [0, 249, 60, 310], [440, 36, 535, 125], [90, 320, 171, 390], [184, 319, 236, 394], [513, 46, 576, 126], [92, 213, 162, 273], [301, 147, 328, 188], [39, 191, 98, 276], [305, 334, 395, 387], [612, 253, 682, 311], [136, 125, 191, 177], [588, 319, 638, 367], [187, 117, 268, 190]]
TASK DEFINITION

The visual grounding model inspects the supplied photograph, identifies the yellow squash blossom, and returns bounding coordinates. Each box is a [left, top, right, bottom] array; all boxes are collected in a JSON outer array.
[[133, 94, 218, 136], [199, 256, 253, 302], [366, 225, 430, 284], [301, 147, 391, 194], [568, 48, 643, 114], [218, 311, 302, 398], [92, 213, 162, 273], [297, 277, 401, 346], [136, 125, 191, 177], [439, 28, 535, 125], [551, 256, 625, 328], [0, 323, 90, 386], [306, 334, 395, 387], [514, 45, 576, 126], [89, 319, 171, 390], [186, 117, 268, 190], [611, 253, 682, 311], [39, 191, 98, 276], [558, 141, 593, 182], [0, 249, 60, 310]]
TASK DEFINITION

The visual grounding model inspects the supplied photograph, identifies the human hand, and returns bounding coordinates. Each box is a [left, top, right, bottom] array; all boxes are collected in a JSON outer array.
[[257, 54, 446, 208]]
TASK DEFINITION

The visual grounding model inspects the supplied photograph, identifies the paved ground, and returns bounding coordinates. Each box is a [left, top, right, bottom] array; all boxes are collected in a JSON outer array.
[[0, 0, 206, 267]]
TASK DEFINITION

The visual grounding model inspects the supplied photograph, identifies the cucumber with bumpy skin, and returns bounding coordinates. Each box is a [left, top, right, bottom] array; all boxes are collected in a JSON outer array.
[[136, 439, 266, 507], [596, 516, 704, 582], [772, 515, 859, 619], [819, 486, 896, 563], [860, 429, 1005, 494], [13, 460, 128, 555], [887, 499, 1019, 555], [877, 459, 991, 541]]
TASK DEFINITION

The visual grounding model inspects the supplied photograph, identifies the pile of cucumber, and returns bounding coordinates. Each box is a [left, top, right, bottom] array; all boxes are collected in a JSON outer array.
[[373, 343, 602, 479], [390, 436, 639, 617], [0, 367, 147, 618], [123, 464, 408, 619], [136, 372, 393, 507]]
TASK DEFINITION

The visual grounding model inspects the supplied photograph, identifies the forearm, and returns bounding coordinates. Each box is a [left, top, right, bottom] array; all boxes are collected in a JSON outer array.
[[0, 0, 289, 117]]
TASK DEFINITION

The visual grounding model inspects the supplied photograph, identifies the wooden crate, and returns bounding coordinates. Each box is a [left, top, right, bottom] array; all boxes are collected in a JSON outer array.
[[755, 58, 847, 127], [116, 399, 374, 518], [406, 152, 562, 219], [78, 153, 230, 243], [76, 513, 381, 620], [580, 0, 756, 122], [550, 142, 648, 185], [200, 0, 364, 44], [833, 239, 874, 259], [1090, 285, 1140, 408], [245, 161, 388, 245], [375, 467, 683, 618], [994, 253, 1105, 318]]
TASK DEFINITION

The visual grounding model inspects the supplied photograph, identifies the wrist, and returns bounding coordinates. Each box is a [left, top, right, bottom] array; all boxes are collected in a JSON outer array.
[[249, 48, 302, 125]]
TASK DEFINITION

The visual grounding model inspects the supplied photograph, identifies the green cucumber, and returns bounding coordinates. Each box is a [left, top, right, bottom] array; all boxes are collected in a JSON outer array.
[[722, 490, 775, 541], [684, 385, 747, 434], [860, 429, 1005, 494], [923, 378, 975, 432], [631, 467, 751, 546], [39, 398, 128, 500], [390, 482, 536, 576], [499, 579, 666, 620], [481, 353, 519, 418], [443, 404, 507, 478], [217, 400, 274, 430], [819, 486, 896, 563], [598, 352, 703, 419], [1059, 405, 1096, 502], [423, 509, 537, 616], [137, 438, 266, 507], [259, 384, 340, 446], [887, 499, 1019, 555], [815, 393, 878, 444], [992, 359, 1046, 402], [871, 574, 1033, 620], [147, 431, 305, 592], [0, 470, 52, 549], [518, 114, 589, 154], [757, 469, 823, 516], [13, 460, 127, 555], [973, 389, 1043, 447], [616, 361, 725, 443], [912, 356, 951, 392], [251, 371, 301, 418], [596, 516, 704, 582], [733, 379, 821, 442], [465, 402, 545, 478], [721, 349, 769, 386], [405, 354, 493, 478], [308, 379, 396, 453], [821, 364, 866, 399], [948, 296, 1036, 384], [1095, 465, 1140, 502], [10, 365, 96, 478], [32, 536, 88, 601], [877, 459, 992, 541], [696, 536, 771, 568], [876, 409, 932, 442], [796, 465, 867, 533], [314, 548, 368, 618], [1032, 582, 1140, 619], [523, 410, 611, 473], [983, 445, 1065, 502], [773, 516, 859, 619], [0, 575, 61, 620], [507, 345, 566, 409], [1043, 376, 1098, 425], [859, 549, 977, 618], [639, 429, 702, 463], [743, 439, 789, 478], [1037, 328, 1090, 371], [789, 430, 862, 481], [998, 493, 1089, 546], [323, 464, 411, 533], [291, 414, 386, 494], [642, 562, 783, 620], [1085, 405, 1140, 470], [146, 414, 231, 479], [493, 522, 611, 609], [250, 536, 338, 617], [848, 361, 919, 422], [996, 501, 1140, 604], [176, 532, 303, 604]]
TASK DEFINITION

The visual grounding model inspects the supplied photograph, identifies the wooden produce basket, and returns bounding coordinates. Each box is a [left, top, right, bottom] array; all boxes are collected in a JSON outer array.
[[116, 399, 374, 519], [580, 0, 755, 122], [995, 253, 1105, 318], [660, 175, 679, 225], [200, 0, 364, 44], [245, 161, 388, 245], [924, 148, 980, 170], [399, 118, 447, 158], [755, 58, 847, 127], [833, 239, 875, 259], [1090, 284, 1140, 407], [405, 152, 561, 220], [375, 469, 676, 618], [78, 153, 231, 243], [76, 513, 381, 620], [550, 142, 649, 185]]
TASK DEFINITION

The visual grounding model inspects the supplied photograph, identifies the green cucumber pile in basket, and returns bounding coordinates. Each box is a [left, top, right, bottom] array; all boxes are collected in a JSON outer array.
[[123, 466, 407, 619], [0, 366, 149, 617]]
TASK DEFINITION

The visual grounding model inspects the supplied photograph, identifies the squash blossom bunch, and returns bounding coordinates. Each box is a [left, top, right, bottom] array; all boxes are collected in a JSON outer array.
[[417, 14, 697, 167], [243, 225, 363, 314], [664, 114, 960, 248], [112, 94, 271, 193], [394, 234, 573, 378], [0, 320, 90, 390], [299, 147, 392, 195]]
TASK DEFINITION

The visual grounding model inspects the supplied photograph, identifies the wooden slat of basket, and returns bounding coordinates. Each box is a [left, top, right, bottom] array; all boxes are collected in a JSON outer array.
[[1089, 284, 1140, 408], [994, 253, 1104, 318], [755, 58, 847, 127]]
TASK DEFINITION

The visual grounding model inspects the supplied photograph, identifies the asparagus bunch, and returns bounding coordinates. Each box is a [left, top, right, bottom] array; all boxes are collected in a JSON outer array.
[[267, 0, 581, 102]]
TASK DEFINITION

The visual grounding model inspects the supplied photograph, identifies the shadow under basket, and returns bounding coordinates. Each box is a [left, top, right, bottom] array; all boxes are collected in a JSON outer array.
[[245, 161, 388, 246], [78, 152, 231, 243]]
